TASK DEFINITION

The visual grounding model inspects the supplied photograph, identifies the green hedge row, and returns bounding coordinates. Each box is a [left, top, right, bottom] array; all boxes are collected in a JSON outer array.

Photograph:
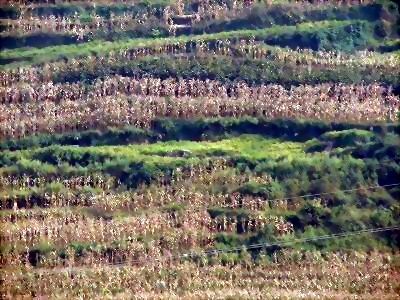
[[0, 33, 82, 50], [50, 54, 399, 87], [1, 117, 398, 151]]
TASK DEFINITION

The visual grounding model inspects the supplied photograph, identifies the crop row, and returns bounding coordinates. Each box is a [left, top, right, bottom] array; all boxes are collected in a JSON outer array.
[[1, 251, 397, 299], [1, 227, 216, 268], [2, 207, 293, 249], [1, 196, 397, 270], [2, 19, 393, 69], [0, 159, 231, 188], [2, 40, 399, 86], [2, 75, 399, 104], [0, 174, 116, 190], [1, 11, 160, 40], [0, 161, 275, 211], [2, 54, 399, 95], [2, 196, 394, 268], [1, 82, 398, 138], [1, 0, 256, 35]]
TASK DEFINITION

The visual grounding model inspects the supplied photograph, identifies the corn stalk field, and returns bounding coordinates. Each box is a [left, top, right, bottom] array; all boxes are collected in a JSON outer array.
[[1, 0, 400, 299]]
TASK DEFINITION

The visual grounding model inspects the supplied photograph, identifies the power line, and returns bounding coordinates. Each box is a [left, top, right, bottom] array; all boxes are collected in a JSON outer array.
[[200, 225, 400, 255], [4, 182, 399, 215], [159, 182, 400, 213], [99, 225, 400, 266], [260, 182, 400, 203], [4, 184, 399, 274], [20, 225, 399, 275], [160, 225, 400, 260], [4, 183, 399, 259]]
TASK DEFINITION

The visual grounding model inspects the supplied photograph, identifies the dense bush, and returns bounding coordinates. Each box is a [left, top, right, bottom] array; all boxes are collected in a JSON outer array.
[[306, 129, 400, 163], [264, 21, 376, 52], [32, 146, 113, 167], [0, 33, 82, 50], [237, 180, 284, 199], [0, 5, 19, 18], [0, 127, 157, 151], [1, 117, 398, 151]]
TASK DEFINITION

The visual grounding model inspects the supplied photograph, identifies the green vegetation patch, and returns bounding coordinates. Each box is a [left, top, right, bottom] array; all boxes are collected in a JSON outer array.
[[121, 134, 304, 160], [51, 53, 400, 86], [1, 134, 305, 170]]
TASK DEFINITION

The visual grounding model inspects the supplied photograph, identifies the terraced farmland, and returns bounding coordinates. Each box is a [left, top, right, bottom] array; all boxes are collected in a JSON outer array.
[[1, 0, 400, 299]]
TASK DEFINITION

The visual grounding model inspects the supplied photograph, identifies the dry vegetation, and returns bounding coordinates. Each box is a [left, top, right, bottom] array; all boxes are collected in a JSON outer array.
[[1, 0, 399, 298]]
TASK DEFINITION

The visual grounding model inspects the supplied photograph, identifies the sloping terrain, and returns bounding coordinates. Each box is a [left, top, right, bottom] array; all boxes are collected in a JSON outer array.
[[0, 0, 399, 299]]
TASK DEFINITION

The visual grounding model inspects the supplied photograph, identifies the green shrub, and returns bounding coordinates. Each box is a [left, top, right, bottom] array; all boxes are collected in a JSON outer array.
[[320, 129, 375, 147], [297, 203, 332, 228], [371, 209, 395, 227], [28, 241, 57, 266], [238, 180, 284, 200], [14, 159, 57, 177]]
